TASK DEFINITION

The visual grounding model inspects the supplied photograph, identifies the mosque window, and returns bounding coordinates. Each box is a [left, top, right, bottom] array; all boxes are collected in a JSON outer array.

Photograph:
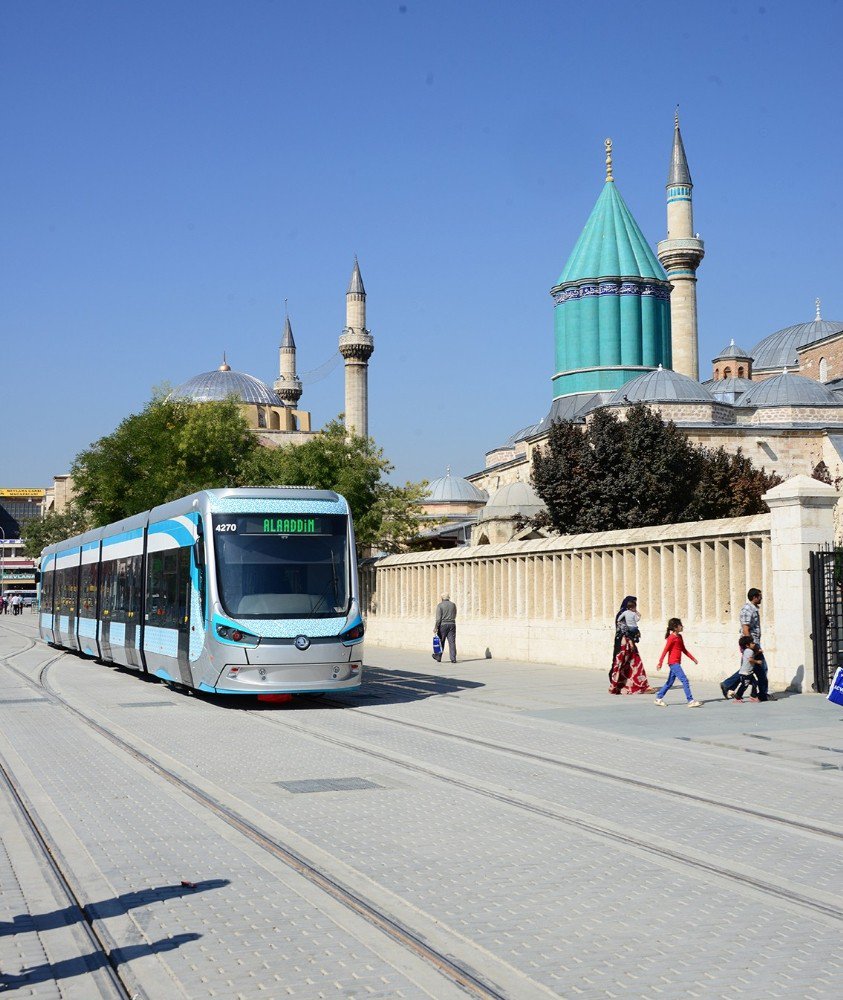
[[715, 368, 720, 379], [738, 366, 744, 378], [257, 408, 266, 428], [820, 357, 828, 382], [723, 366, 732, 379]]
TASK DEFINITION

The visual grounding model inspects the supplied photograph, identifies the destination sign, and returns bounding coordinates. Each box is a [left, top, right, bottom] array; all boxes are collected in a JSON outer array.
[[213, 515, 335, 536]]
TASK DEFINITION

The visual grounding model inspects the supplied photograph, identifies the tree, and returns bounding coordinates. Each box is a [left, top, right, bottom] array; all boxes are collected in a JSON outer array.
[[244, 418, 428, 551], [532, 403, 781, 534], [21, 506, 89, 557], [71, 393, 259, 525], [72, 397, 428, 552]]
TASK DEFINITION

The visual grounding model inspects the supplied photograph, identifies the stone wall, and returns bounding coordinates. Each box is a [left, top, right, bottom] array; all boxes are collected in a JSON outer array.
[[361, 477, 839, 692]]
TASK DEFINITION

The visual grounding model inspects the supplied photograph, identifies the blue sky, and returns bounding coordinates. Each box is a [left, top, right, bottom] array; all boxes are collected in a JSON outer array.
[[3, 0, 842, 490]]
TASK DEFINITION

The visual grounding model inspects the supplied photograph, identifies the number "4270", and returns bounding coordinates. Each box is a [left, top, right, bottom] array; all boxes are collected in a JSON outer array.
[[214, 523, 237, 532]]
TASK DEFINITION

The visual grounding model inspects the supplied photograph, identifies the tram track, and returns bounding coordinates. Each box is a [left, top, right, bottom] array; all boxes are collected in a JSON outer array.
[[248, 708, 843, 925], [3, 621, 842, 994], [0, 630, 516, 1000], [310, 694, 843, 843], [0, 759, 139, 999]]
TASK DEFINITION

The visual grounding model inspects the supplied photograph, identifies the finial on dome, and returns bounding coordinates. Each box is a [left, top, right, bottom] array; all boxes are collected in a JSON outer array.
[[674, 105, 680, 130], [783, 366, 789, 375], [816, 297, 822, 321], [657, 363, 663, 370], [730, 338, 735, 346], [605, 138, 613, 182], [219, 352, 231, 372], [446, 465, 451, 477]]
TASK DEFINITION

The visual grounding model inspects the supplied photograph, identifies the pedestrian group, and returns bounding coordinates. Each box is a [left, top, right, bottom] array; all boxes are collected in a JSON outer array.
[[606, 587, 776, 705], [427, 585, 778, 704]]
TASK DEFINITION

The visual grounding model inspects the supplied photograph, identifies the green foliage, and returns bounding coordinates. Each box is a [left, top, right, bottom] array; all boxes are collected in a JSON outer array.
[[244, 418, 428, 551], [21, 506, 89, 557], [71, 396, 258, 526], [531, 402, 782, 534], [71, 399, 428, 552]]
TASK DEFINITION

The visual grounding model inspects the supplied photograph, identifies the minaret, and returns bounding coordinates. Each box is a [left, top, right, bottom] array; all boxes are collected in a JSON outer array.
[[273, 306, 303, 408], [657, 109, 705, 380], [338, 257, 374, 437]]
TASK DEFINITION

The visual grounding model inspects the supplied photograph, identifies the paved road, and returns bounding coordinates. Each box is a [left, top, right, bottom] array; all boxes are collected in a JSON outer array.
[[1, 616, 841, 998]]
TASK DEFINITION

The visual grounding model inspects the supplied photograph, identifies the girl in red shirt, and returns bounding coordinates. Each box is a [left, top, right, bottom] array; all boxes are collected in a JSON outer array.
[[655, 618, 703, 708]]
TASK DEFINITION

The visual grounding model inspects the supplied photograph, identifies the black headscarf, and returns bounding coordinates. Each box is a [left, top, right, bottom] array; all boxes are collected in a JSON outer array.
[[615, 595, 637, 626]]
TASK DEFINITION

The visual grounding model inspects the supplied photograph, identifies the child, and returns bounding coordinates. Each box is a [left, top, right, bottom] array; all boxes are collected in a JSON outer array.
[[655, 618, 703, 707], [734, 636, 762, 702]]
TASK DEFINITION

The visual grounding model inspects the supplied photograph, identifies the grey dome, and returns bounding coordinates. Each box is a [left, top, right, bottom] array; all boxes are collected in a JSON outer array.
[[426, 470, 487, 504], [750, 319, 843, 371], [703, 376, 753, 403], [170, 367, 283, 405], [712, 339, 752, 361], [739, 371, 841, 407], [608, 367, 714, 405], [479, 481, 545, 520]]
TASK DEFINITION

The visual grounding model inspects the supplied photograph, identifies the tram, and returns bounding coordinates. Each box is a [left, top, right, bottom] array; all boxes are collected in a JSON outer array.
[[38, 488, 364, 695]]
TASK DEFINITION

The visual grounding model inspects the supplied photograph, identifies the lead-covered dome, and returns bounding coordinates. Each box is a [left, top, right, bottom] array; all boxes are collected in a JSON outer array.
[[607, 366, 714, 405], [480, 481, 545, 520], [750, 318, 843, 371], [170, 363, 283, 406], [739, 371, 841, 407], [426, 469, 487, 504]]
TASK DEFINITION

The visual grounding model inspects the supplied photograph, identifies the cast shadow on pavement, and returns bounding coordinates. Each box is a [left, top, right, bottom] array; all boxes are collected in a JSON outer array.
[[0, 879, 228, 990], [0, 933, 201, 991], [332, 665, 485, 705]]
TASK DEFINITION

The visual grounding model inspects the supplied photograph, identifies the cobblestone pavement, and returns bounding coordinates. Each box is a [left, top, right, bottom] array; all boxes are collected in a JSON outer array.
[[1, 616, 841, 998]]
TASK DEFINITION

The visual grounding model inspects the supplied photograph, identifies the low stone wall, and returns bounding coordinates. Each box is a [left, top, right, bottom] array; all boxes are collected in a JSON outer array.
[[361, 477, 839, 693]]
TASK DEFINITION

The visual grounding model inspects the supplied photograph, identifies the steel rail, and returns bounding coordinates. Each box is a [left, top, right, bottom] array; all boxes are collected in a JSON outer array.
[[0, 636, 513, 1000]]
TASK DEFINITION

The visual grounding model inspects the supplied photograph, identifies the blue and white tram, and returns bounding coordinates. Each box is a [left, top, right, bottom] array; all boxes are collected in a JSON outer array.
[[38, 488, 364, 695]]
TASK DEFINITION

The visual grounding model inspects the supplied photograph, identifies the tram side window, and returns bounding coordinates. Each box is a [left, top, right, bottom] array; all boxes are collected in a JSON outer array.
[[54, 566, 78, 619], [114, 555, 142, 624], [42, 569, 55, 614], [79, 563, 99, 618], [147, 547, 191, 631], [99, 559, 117, 622]]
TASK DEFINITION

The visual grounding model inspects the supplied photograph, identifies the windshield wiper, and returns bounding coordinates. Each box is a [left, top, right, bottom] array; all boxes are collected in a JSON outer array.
[[310, 551, 340, 614]]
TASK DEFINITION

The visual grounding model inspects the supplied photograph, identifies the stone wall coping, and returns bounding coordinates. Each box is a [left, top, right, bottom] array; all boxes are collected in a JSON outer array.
[[378, 513, 772, 566], [763, 474, 839, 506]]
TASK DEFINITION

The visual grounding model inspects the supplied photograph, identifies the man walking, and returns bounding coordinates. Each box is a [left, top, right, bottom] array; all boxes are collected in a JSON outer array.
[[720, 588, 776, 701], [433, 593, 458, 664]]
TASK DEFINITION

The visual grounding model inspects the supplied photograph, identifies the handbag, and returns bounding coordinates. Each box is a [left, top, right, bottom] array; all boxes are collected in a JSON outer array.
[[432, 635, 442, 657]]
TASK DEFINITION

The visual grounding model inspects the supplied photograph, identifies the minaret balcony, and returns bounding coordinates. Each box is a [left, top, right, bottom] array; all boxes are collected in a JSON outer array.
[[657, 236, 705, 272], [339, 330, 374, 361]]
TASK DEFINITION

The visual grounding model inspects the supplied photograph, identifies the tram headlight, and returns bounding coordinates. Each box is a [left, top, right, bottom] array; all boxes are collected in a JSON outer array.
[[216, 624, 261, 646], [340, 621, 365, 643]]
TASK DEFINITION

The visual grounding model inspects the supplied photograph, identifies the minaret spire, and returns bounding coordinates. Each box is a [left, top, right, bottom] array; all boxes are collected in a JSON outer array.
[[657, 110, 704, 380], [604, 138, 614, 183], [339, 257, 374, 437], [273, 301, 302, 407]]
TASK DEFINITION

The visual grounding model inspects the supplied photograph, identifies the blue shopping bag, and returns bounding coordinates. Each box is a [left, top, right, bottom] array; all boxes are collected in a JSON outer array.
[[827, 666, 843, 706], [432, 635, 442, 657]]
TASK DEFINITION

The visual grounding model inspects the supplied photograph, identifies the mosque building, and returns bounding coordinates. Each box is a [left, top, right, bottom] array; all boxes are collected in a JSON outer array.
[[49, 261, 374, 513], [169, 259, 374, 447], [454, 113, 843, 529]]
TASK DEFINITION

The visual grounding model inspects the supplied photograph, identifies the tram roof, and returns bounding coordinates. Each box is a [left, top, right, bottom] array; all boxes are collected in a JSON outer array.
[[40, 487, 346, 558]]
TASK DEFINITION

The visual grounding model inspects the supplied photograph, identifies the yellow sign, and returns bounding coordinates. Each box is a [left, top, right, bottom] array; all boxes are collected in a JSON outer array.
[[0, 488, 46, 498]]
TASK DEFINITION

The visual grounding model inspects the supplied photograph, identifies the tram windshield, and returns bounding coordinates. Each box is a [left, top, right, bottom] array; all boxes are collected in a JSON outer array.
[[212, 513, 350, 619]]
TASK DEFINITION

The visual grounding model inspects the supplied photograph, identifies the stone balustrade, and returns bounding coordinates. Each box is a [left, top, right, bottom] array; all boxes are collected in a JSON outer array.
[[360, 477, 839, 692]]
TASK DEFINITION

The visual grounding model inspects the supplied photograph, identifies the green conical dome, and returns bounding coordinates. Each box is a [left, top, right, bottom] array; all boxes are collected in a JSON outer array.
[[549, 149, 672, 401], [558, 182, 667, 284]]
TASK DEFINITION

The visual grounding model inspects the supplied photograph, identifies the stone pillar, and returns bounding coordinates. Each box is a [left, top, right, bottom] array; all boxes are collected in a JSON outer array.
[[763, 475, 839, 692]]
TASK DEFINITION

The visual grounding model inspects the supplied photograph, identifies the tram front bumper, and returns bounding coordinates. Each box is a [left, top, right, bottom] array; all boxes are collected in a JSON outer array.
[[212, 659, 362, 694]]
